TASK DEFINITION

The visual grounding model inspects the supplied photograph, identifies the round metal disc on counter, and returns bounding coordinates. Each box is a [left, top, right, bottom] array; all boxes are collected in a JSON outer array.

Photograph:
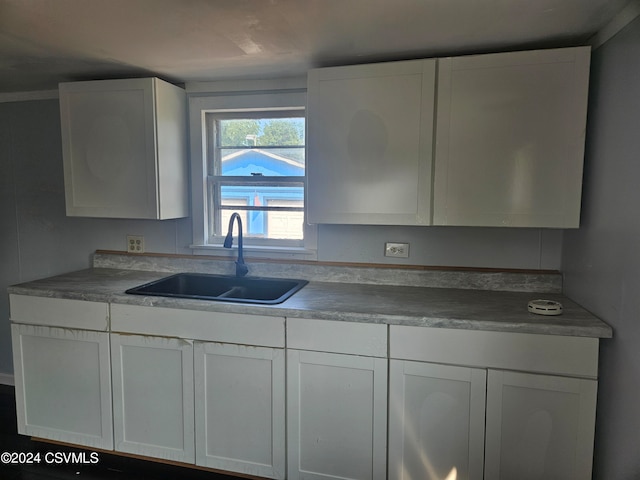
[[528, 299, 563, 316]]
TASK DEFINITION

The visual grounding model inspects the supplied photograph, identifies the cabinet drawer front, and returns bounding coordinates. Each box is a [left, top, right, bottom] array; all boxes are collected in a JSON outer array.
[[390, 325, 598, 378], [287, 318, 387, 357], [111, 304, 285, 347], [10, 294, 108, 330]]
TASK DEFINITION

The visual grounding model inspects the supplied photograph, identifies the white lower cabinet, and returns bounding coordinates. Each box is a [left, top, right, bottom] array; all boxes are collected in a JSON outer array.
[[287, 349, 388, 480], [109, 304, 287, 478], [388, 360, 487, 480], [11, 296, 601, 480], [388, 362, 597, 480], [194, 342, 285, 479], [484, 370, 598, 480], [11, 324, 113, 449], [110, 333, 195, 463], [389, 325, 600, 480]]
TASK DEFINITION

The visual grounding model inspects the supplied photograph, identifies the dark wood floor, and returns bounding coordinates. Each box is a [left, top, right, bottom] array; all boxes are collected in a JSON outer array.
[[0, 384, 237, 479]]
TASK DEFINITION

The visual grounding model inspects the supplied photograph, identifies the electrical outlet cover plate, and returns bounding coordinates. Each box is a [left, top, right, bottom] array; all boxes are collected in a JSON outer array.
[[385, 242, 409, 258], [127, 235, 145, 254]]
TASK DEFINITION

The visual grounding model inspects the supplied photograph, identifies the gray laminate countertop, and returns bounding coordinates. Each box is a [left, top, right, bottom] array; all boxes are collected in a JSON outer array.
[[7, 268, 612, 338]]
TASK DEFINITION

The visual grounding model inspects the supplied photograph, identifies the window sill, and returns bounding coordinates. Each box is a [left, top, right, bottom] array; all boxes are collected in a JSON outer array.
[[190, 244, 318, 261]]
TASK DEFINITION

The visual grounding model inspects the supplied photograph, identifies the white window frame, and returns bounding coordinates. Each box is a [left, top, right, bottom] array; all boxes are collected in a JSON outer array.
[[188, 81, 317, 260], [207, 109, 305, 246]]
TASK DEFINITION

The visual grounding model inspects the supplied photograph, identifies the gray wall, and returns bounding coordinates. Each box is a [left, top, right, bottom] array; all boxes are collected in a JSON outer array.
[[318, 224, 562, 268], [0, 99, 191, 377], [562, 16, 640, 479], [0, 95, 563, 377]]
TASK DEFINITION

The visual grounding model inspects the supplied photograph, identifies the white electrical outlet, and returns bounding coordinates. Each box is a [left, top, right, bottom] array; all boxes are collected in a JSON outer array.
[[385, 242, 409, 258], [127, 235, 145, 254]]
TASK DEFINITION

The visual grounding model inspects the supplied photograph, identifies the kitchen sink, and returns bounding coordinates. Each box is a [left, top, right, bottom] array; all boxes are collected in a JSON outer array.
[[125, 272, 308, 305]]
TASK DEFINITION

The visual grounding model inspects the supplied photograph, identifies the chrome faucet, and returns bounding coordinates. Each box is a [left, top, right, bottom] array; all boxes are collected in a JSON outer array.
[[223, 213, 249, 277]]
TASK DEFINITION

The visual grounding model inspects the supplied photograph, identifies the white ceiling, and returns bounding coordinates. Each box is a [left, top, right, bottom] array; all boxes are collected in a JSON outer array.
[[0, 0, 634, 93]]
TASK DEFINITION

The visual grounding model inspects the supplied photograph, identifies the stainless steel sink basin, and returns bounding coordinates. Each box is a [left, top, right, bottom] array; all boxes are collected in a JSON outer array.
[[125, 273, 308, 305]]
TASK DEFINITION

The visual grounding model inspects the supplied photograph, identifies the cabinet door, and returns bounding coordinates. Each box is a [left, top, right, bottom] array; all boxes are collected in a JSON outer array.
[[60, 78, 158, 218], [11, 324, 113, 449], [307, 59, 436, 225], [59, 78, 187, 219], [434, 47, 590, 227], [485, 370, 597, 480], [388, 360, 486, 480], [194, 342, 285, 479], [111, 333, 194, 463], [287, 350, 387, 480]]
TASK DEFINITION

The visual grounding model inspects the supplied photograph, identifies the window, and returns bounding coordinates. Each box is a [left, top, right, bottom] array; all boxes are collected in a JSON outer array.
[[189, 85, 316, 258], [207, 112, 305, 246]]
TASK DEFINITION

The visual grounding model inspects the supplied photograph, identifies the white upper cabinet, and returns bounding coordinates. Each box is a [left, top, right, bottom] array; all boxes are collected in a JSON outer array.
[[433, 47, 590, 227], [307, 59, 436, 225], [59, 77, 188, 219], [306, 47, 590, 228]]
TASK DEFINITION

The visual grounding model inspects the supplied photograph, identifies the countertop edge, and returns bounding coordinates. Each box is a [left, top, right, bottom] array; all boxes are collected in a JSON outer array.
[[7, 270, 613, 339]]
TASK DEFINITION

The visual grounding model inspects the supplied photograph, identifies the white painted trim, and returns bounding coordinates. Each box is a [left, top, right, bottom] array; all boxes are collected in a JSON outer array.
[[0, 90, 59, 103], [188, 89, 318, 258], [190, 244, 318, 260], [186, 76, 306, 94], [0, 373, 15, 386], [590, 0, 640, 49]]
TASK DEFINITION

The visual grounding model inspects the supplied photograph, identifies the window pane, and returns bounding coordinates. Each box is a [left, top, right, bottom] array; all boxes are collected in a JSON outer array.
[[220, 147, 305, 176], [220, 201, 248, 235], [220, 185, 304, 207], [208, 112, 306, 244], [220, 207, 304, 240], [218, 118, 304, 147], [220, 185, 304, 240], [267, 200, 304, 240]]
